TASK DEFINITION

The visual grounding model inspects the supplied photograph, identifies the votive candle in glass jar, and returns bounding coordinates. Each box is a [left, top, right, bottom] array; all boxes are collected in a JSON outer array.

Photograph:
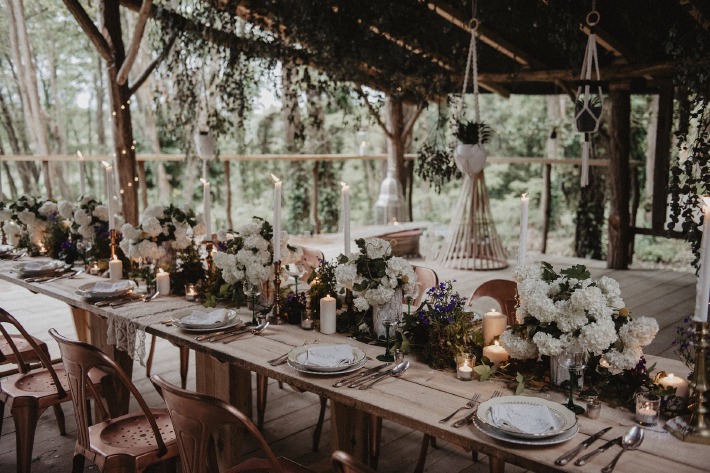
[[301, 311, 314, 330], [635, 392, 660, 426], [185, 284, 197, 302], [456, 353, 476, 381], [586, 398, 602, 419]]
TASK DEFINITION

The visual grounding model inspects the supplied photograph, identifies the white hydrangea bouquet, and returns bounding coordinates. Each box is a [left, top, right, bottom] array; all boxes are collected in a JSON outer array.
[[66, 195, 111, 261], [212, 216, 301, 305], [119, 204, 205, 263], [499, 262, 658, 371], [335, 238, 416, 336], [6, 195, 50, 246]]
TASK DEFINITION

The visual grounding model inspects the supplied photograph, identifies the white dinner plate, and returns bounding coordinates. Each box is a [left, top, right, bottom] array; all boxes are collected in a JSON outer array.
[[76, 280, 137, 299], [171, 310, 242, 332], [476, 395, 577, 439], [287, 344, 367, 373], [286, 356, 368, 376], [13, 261, 68, 277], [0, 245, 14, 255], [472, 414, 579, 446]]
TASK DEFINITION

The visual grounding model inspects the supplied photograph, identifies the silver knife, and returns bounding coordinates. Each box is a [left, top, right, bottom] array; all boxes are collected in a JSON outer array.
[[574, 436, 622, 466], [348, 365, 396, 388], [554, 426, 612, 466], [333, 363, 390, 387]]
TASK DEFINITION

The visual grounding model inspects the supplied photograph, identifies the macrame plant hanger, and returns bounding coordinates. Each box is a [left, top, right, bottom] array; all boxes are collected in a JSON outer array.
[[575, 2, 603, 187], [436, 1, 507, 271]]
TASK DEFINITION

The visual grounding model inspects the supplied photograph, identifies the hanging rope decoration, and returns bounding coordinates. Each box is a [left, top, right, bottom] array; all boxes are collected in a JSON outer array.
[[575, 5, 603, 187]]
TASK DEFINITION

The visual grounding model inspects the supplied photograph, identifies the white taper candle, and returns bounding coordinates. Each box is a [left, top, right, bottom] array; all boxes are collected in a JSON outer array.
[[272, 174, 282, 262], [694, 197, 710, 322], [518, 193, 529, 266], [77, 151, 86, 196], [201, 178, 211, 240], [341, 181, 350, 255]]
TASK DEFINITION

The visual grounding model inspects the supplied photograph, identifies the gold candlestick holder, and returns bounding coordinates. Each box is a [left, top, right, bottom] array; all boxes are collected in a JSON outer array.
[[204, 241, 215, 286], [665, 321, 710, 444], [271, 260, 286, 325], [110, 229, 117, 258]]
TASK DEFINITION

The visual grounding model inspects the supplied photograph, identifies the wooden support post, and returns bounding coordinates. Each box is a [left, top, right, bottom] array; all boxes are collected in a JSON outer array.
[[607, 82, 632, 269], [652, 83, 674, 233]]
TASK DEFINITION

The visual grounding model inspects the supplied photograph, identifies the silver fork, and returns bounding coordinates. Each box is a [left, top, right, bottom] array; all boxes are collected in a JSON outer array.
[[452, 390, 502, 428], [439, 393, 481, 423], [268, 339, 308, 365]]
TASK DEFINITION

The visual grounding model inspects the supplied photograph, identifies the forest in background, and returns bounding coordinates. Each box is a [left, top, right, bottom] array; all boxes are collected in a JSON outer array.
[[0, 1, 692, 269]]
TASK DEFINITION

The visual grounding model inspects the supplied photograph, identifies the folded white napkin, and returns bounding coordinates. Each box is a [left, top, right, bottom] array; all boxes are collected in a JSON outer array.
[[489, 403, 559, 435], [0, 245, 12, 254], [180, 309, 229, 327], [298, 344, 355, 367], [24, 261, 64, 271], [91, 280, 135, 293]]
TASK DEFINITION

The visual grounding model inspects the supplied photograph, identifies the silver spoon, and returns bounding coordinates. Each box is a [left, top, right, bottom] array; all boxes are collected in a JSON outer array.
[[358, 361, 410, 390], [215, 320, 270, 343], [601, 426, 644, 473]]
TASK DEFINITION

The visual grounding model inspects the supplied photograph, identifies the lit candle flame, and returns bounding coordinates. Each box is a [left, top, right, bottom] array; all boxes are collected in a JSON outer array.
[[521, 192, 528, 199], [494, 340, 500, 347], [101, 160, 112, 169], [77, 151, 84, 161], [340, 181, 348, 187], [271, 174, 281, 183], [200, 178, 208, 185]]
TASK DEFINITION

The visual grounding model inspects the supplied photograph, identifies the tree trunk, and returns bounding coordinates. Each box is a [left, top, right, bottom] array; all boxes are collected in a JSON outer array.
[[95, 55, 106, 151], [651, 83, 674, 234], [607, 82, 632, 269], [0, 78, 36, 194], [48, 36, 72, 199], [6, 0, 52, 197], [100, 0, 138, 224]]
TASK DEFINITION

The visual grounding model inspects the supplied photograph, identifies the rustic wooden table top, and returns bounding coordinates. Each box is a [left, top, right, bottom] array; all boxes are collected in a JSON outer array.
[[1, 259, 707, 473]]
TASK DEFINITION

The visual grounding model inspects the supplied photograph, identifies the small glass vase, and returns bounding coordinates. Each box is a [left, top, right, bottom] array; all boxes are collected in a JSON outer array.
[[549, 355, 585, 389], [372, 289, 402, 338]]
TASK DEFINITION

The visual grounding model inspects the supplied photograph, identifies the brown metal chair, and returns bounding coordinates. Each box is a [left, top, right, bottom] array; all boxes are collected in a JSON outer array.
[[411, 265, 439, 306], [256, 247, 327, 452], [150, 375, 314, 473], [468, 279, 518, 324], [1, 331, 51, 371], [49, 329, 179, 473], [331, 450, 376, 473], [0, 307, 106, 473]]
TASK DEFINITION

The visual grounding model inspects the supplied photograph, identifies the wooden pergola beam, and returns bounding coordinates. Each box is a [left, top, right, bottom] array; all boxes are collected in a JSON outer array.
[[678, 0, 710, 31], [116, 0, 153, 85], [426, 0, 546, 69], [477, 62, 674, 84], [579, 25, 631, 63]]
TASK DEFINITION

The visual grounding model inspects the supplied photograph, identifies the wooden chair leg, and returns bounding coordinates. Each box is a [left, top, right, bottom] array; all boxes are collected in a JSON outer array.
[[179, 346, 190, 389], [51, 404, 66, 435], [368, 414, 382, 470], [72, 453, 85, 473], [256, 373, 268, 430], [146, 334, 157, 377], [0, 399, 5, 434], [489, 456, 505, 473], [12, 403, 41, 473], [414, 434, 430, 473], [312, 396, 328, 452], [431, 437, 438, 448], [472, 450, 479, 462]]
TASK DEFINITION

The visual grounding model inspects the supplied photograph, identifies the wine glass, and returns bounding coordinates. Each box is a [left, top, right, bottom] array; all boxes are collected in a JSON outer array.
[[558, 345, 588, 414], [377, 311, 395, 362], [245, 283, 262, 326], [403, 283, 422, 324], [286, 263, 307, 294]]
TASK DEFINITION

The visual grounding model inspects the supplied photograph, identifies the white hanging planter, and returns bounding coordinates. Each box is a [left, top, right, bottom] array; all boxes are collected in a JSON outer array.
[[193, 130, 215, 160], [454, 143, 488, 177]]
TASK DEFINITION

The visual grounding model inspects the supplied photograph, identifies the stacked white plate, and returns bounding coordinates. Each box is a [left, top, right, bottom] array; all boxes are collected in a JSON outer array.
[[473, 396, 579, 446], [76, 280, 137, 300], [287, 343, 367, 375], [13, 260, 68, 278], [171, 309, 241, 332]]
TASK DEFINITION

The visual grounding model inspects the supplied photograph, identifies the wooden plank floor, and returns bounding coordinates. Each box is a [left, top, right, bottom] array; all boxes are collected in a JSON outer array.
[[0, 244, 697, 472]]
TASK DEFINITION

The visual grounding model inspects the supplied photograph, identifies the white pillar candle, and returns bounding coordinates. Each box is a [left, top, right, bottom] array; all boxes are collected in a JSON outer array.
[[658, 373, 689, 399], [319, 295, 336, 335], [77, 151, 86, 196], [482, 308, 507, 345], [341, 182, 351, 255], [694, 197, 710, 322], [201, 178, 211, 240], [483, 341, 509, 369], [456, 353, 475, 381], [518, 193, 529, 266], [272, 174, 282, 262], [109, 255, 122, 282], [156, 268, 170, 296]]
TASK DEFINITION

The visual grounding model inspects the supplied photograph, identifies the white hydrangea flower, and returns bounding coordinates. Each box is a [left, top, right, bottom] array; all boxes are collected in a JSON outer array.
[[141, 217, 163, 238], [80, 195, 96, 206], [143, 204, 165, 219], [604, 346, 642, 370], [38, 201, 58, 217], [532, 331, 566, 356], [93, 205, 109, 222], [499, 330, 538, 360], [619, 316, 659, 348], [354, 297, 370, 312], [58, 201, 75, 219], [17, 210, 37, 226], [0, 209, 13, 222], [363, 238, 391, 259]]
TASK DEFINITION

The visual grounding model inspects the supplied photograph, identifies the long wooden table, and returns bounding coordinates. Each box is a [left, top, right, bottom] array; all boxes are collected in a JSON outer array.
[[1, 262, 707, 473]]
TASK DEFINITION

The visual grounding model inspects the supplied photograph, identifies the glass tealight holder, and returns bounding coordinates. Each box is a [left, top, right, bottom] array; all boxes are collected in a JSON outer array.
[[394, 349, 405, 364], [184, 284, 198, 302], [586, 397, 602, 419], [301, 311, 314, 330], [456, 353, 476, 381], [635, 392, 660, 426]]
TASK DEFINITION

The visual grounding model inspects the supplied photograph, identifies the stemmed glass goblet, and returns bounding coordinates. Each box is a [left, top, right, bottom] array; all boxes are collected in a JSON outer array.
[[558, 346, 588, 414], [403, 283, 422, 324], [376, 312, 396, 362], [246, 283, 262, 326], [286, 263, 307, 294]]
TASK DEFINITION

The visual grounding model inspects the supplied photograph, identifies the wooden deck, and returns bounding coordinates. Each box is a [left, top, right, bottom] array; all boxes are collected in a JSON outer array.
[[0, 244, 697, 472]]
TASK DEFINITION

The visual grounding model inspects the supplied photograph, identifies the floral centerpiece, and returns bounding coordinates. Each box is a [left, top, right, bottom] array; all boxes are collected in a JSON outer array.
[[212, 216, 301, 306], [499, 262, 659, 373], [68, 195, 111, 262], [7, 195, 49, 252], [402, 281, 478, 369], [335, 238, 416, 337]]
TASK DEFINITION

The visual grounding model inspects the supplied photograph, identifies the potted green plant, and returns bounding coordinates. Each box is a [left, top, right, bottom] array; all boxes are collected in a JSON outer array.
[[453, 120, 492, 176]]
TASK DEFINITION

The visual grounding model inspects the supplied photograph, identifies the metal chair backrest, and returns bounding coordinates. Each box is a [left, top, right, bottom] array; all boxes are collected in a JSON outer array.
[[331, 450, 376, 473], [150, 374, 284, 473], [49, 329, 169, 457], [468, 279, 518, 325], [411, 265, 439, 307], [0, 307, 66, 397]]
